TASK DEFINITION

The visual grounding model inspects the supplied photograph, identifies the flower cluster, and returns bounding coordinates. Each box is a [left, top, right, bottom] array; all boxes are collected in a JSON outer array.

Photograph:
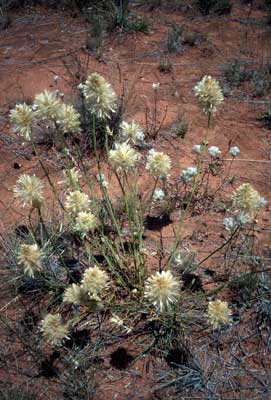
[[82, 266, 109, 297], [40, 313, 70, 346], [34, 90, 62, 120], [232, 183, 261, 215], [120, 120, 144, 145], [17, 244, 42, 277], [109, 142, 139, 171], [63, 265, 110, 306], [74, 211, 98, 235], [57, 104, 81, 133], [10, 103, 34, 140], [13, 174, 44, 208], [207, 299, 232, 329], [65, 190, 90, 215], [63, 283, 90, 306], [96, 172, 109, 188], [60, 167, 81, 190], [208, 146, 221, 158], [192, 144, 202, 155], [229, 146, 240, 157], [153, 188, 165, 201], [79, 73, 117, 119], [146, 149, 171, 178], [180, 166, 198, 183], [194, 75, 224, 115], [144, 270, 180, 312]]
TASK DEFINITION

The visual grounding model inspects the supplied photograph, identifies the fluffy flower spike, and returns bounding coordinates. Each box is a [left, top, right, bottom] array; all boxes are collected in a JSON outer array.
[[194, 75, 224, 115], [10, 103, 34, 140], [79, 73, 117, 119], [65, 190, 90, 215], [82, 266, 109, 297], [144, 270, 180, 312], [34, 90, 62, 120], [40, 313, 70, 346], [57, 104, 81, 133], [120, 120, 144, 145], [18, 244, 42, 277], [207, 299, 232, 329], [63, 284, 90, 306], [74, 211, 98, 235], [13, 174, 44, 208], [146, 149, 171, 178], [232, 183, 261, 215], [109, 142, 139, 171]]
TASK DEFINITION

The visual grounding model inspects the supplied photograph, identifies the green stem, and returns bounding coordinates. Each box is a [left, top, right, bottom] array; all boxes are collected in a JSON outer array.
[[163, 112, 211, 270]]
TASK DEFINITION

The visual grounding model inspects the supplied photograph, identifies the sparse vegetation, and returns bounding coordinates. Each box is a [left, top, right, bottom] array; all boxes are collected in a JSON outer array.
[[0, 2, 270, 399]]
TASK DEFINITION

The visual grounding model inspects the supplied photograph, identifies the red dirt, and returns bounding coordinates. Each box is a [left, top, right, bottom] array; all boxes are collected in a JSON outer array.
[[0, 1, 271, 399]]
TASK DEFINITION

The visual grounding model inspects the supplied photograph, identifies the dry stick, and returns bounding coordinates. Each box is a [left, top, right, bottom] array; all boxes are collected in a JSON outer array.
[[198, 227, 240, 267]]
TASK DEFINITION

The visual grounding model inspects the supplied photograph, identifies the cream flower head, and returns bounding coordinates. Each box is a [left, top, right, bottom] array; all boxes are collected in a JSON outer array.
[[144, 270, 180, 312], [109, 142, 139, 171], [18, 244, 42, 278], [57, 104, 81, 133], [79, 73, 117, 119], [146, 149, 171, 178], [194, 75, 224, 115], [40, 313, 69, 346], [65, 190, 90, 215], [34, 90, 62, 120], [82, 266, 109, 297], [74, 211, 98, 235], [13, 174, 44, 208], [63, 283, 89, 306], [60, 167, 81, 190], [232, 183, 261, 215], [207, 299, 232, 329], [10, 103, 34, 141], [120, 120, 144, 145]]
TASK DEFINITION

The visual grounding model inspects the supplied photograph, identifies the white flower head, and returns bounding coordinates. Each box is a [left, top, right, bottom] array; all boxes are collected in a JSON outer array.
[[57, 104, 81, 133], [153, 188, 165, 201], [63, 283, 89, 306], [60, 167, 81, 190], [82, 266, 109, 297], [79, 73, 117, 119], [192, 144, 202, 155], [152, 82, 160, 90], [120, 120, 144, 145], [194, 75, 224, 115], [208, 146, 221, 158], [229, 146, 240, 157], [259, 196, 268, 208], [109, 142, 139, 171], [74, 211, 98, 235], [236, 212, 253, 225], [146, 149, 171, 178], [207, 299, 232, 329], [96, 172, 109, 188], [65, 190, 90, 215], [232, 183, 261, 215], [40, 314, 69, 346], [223, 217, 237, 231], [144, 270, 180, 312], [34, 90, 62, 120], [13, 174, 44, 208], [18, 244, 43, 278], [10, 103, 34, 141], [180, 166, 198, 183]]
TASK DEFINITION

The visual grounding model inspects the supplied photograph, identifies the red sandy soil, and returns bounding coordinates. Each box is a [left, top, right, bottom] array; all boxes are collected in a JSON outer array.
[[0, 1, 271, 399]]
